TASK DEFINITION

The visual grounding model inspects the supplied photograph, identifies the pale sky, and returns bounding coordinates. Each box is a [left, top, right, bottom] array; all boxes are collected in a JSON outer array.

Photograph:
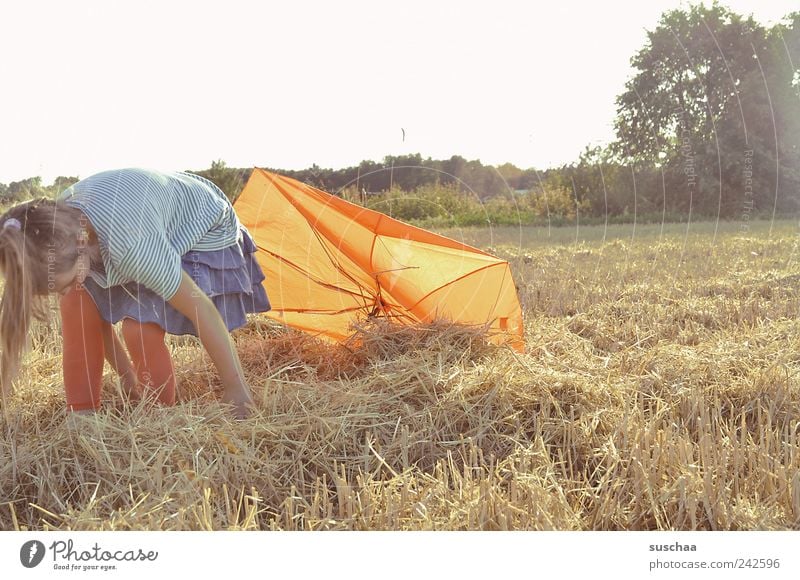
[[0, 0, 796, 184]]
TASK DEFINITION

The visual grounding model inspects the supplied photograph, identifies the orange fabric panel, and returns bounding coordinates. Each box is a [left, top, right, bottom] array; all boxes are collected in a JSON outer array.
[[233, 168, 524, 352]]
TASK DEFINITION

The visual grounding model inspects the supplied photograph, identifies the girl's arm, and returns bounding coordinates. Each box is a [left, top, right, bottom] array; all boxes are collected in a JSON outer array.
[[166, 270, 253, 417], [99, 321, 139, 398]]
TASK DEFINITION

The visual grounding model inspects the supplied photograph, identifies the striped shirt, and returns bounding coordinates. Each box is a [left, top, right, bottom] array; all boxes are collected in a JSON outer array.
[[57, 168, 242, 300]]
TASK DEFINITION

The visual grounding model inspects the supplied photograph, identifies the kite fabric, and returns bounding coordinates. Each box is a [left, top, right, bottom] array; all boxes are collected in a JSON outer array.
[[233, 168, 524, 352]]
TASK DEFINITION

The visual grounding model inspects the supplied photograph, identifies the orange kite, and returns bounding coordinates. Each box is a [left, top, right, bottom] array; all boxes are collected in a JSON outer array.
[[233, 168, 524, 352]]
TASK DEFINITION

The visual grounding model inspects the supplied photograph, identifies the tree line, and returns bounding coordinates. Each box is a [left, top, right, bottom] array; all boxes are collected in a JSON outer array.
[[3, 3, 798, 222]]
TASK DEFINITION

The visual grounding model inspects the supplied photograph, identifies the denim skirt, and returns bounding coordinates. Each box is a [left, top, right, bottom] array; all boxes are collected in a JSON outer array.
[[81, 225, 271, 336]]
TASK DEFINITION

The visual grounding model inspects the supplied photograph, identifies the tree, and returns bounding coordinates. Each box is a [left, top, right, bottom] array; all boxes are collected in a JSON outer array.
[[615, 4, 758, 161], [195, 160, 252, 202], [496, 163, 523, 189], [49, 176, 79, 196], [2, 177, 45, 203], [763, 12, 800, 213], [612, 2, 798, 216]]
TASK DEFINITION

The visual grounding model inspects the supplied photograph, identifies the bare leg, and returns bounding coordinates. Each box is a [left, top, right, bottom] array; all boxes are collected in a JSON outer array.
[[121, 319, 176, 406], [59, 283, 104, 412]]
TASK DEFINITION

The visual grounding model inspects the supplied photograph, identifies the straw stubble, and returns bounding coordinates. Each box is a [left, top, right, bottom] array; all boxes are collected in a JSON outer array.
[[1, 221, 798, 530]]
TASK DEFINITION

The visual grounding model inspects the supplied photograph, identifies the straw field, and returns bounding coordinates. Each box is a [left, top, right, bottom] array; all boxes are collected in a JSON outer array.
[[1, 219, 799, 530]]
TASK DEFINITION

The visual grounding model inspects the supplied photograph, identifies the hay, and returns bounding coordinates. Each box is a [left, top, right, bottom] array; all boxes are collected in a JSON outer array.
[[1, 221, 799, 530]]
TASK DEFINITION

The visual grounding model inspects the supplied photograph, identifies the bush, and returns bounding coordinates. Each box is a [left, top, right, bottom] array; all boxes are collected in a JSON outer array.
[[526, 186, 591, 219], [365, 184, 473, 224]]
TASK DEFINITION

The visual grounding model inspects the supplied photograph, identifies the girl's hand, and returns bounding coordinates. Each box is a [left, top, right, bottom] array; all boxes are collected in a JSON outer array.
[[100, 321, 141, 402], [119, 369, 142, 402]]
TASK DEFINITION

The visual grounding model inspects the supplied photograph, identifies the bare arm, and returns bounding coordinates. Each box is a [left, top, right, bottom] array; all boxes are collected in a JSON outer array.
[[99, 320, 138, 397], [166, 270, 253, 416]]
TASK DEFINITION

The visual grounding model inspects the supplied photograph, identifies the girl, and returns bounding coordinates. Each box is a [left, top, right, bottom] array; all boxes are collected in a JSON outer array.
[[0, 168, 271, 419]]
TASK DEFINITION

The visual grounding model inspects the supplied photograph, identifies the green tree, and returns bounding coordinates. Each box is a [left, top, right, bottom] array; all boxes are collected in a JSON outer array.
[[612, 2, 799, 216], [195, 160, 252, 202], [495, 163, 523, 189], [763, 12, 800, 213], [2, 177, 45, 202], [48, 176, 80, 197]]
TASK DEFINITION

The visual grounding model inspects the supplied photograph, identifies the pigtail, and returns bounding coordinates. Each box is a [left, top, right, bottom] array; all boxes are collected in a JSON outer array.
[[0, 199, 83, 403], [0, 225, 35, 399]]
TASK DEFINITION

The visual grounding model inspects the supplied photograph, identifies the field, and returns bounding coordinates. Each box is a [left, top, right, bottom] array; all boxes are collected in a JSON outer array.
[[1, 218, 799, 530]]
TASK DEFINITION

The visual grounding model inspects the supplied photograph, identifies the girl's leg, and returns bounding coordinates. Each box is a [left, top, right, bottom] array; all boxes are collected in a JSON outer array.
[[59, 283, 105, 412], [121, 319, 176, 406]]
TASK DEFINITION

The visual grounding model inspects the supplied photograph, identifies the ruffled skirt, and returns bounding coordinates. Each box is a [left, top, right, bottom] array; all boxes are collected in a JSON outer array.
[[81, 225, 271, 336]]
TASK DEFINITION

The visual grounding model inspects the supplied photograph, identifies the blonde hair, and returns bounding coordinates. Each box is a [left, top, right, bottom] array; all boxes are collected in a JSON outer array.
[[0, 198, 85, 398]]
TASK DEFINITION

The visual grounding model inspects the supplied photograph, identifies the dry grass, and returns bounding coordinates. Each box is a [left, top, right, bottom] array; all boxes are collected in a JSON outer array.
[[1, 219, 799, 530]]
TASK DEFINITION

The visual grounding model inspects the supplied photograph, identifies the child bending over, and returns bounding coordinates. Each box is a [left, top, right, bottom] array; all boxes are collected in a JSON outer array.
[[0, 168, 271, 419]]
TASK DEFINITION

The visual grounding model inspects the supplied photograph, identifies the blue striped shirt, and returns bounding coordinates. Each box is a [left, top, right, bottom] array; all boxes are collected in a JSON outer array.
[[57, 168, 242, 300]]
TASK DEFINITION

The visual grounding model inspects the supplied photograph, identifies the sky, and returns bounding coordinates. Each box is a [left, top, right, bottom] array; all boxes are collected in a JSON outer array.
[[0, 0, 796, 185]]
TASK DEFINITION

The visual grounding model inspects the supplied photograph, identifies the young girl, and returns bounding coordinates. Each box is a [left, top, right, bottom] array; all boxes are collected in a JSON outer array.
[[0, 168, 271, 418]]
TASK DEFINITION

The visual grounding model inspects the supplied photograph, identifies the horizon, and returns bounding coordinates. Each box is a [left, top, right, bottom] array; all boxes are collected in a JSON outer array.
[[1, 0, 796, 185], [4, 154, 568, 188]]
